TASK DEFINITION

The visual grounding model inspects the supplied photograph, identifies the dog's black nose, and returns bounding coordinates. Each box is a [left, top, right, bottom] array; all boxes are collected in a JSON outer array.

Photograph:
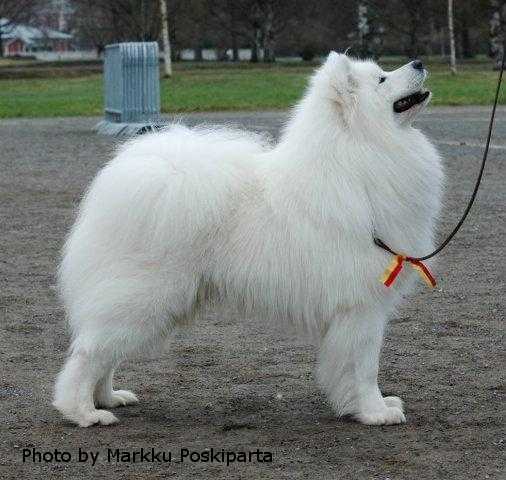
[[412, 60, 424, 71]]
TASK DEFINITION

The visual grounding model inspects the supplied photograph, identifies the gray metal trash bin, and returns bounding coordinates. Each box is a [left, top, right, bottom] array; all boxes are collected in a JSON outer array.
[[96, 42, 164, 136]]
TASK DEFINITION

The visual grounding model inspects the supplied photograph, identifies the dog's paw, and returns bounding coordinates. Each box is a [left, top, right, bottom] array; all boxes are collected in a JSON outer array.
[[96, 390, 139, 408], [355, 406, 406, 426], [76, 409, 119, 428], [383, 395, 404, 411], [53, 400, 120, 427]]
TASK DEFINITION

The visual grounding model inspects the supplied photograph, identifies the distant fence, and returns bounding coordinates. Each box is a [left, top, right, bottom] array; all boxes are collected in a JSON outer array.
[[180, 48, 264, 61], [29, 50, 99, 61]]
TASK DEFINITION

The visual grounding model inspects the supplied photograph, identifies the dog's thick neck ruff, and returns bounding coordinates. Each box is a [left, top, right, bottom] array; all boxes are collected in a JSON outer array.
[[272, 54, 441, 291]]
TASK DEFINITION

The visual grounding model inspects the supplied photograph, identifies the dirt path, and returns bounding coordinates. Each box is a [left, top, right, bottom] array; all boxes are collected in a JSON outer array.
[[1, 109, 504, 479]]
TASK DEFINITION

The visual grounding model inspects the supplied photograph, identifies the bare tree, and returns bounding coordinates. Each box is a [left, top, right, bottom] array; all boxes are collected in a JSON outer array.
[[448, 0, 457, 73], [206, 0, 246, 61], [250, 0, 306, 62], [355, 1, 384, 58], [71, 0, 160, 55], [206, 0, 307, 63], [369, 0, 444, 58], [455, 0, 479, 58]]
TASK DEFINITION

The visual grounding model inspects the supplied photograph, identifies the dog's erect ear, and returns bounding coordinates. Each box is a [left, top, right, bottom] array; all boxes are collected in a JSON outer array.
[[327, 51, 347, 62], [324, 52, 356, 100], [327, 51, 351, 67]]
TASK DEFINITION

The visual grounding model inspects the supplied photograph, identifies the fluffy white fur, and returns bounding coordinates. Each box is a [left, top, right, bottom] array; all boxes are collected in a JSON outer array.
[[53, 53, 443, 427]]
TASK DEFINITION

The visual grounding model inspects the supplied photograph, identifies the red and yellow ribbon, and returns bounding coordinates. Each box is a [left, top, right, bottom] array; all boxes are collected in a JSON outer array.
[[381, 255, 436, 288]]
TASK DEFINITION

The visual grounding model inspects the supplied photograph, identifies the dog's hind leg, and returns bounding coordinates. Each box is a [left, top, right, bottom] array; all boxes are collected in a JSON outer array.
[[317, 308, 406, 426], [54, 349, 120, 427], [54, 268, 197, 427], [54, 309, 170, 427]]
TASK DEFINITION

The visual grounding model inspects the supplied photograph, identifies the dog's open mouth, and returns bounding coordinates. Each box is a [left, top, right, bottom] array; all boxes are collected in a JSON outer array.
[[393, 91, 430, 113]]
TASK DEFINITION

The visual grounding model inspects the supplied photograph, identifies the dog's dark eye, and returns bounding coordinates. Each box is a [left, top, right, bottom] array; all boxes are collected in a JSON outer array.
[[379, 76, 386, 84]]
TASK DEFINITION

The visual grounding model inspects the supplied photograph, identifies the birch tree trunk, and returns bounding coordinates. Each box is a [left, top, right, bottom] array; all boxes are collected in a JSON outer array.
[[490, 0, 505, 70], [448, 0, 457, 74], [262, 5, 275, 62], [159, 0, 172, 77], [357, 2, 370, 57]]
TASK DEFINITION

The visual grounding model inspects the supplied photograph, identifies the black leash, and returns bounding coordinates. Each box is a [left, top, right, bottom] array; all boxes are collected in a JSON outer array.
[[374, 52, 505, 263]]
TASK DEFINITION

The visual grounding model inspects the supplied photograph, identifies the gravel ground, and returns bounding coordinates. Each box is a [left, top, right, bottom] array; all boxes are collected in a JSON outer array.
[[1, 108, 504, 479]]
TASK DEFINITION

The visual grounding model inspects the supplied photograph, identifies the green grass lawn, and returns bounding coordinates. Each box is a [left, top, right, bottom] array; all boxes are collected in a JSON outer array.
[[0, 62, 504, 118]]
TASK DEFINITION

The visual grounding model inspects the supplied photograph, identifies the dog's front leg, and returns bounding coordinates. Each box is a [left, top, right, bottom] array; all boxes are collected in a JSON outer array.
[[317, 309, 406, 425]]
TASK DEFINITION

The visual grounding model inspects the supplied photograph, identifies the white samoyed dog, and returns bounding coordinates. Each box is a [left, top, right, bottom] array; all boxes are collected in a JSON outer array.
[[53, 52, 443, 427]]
